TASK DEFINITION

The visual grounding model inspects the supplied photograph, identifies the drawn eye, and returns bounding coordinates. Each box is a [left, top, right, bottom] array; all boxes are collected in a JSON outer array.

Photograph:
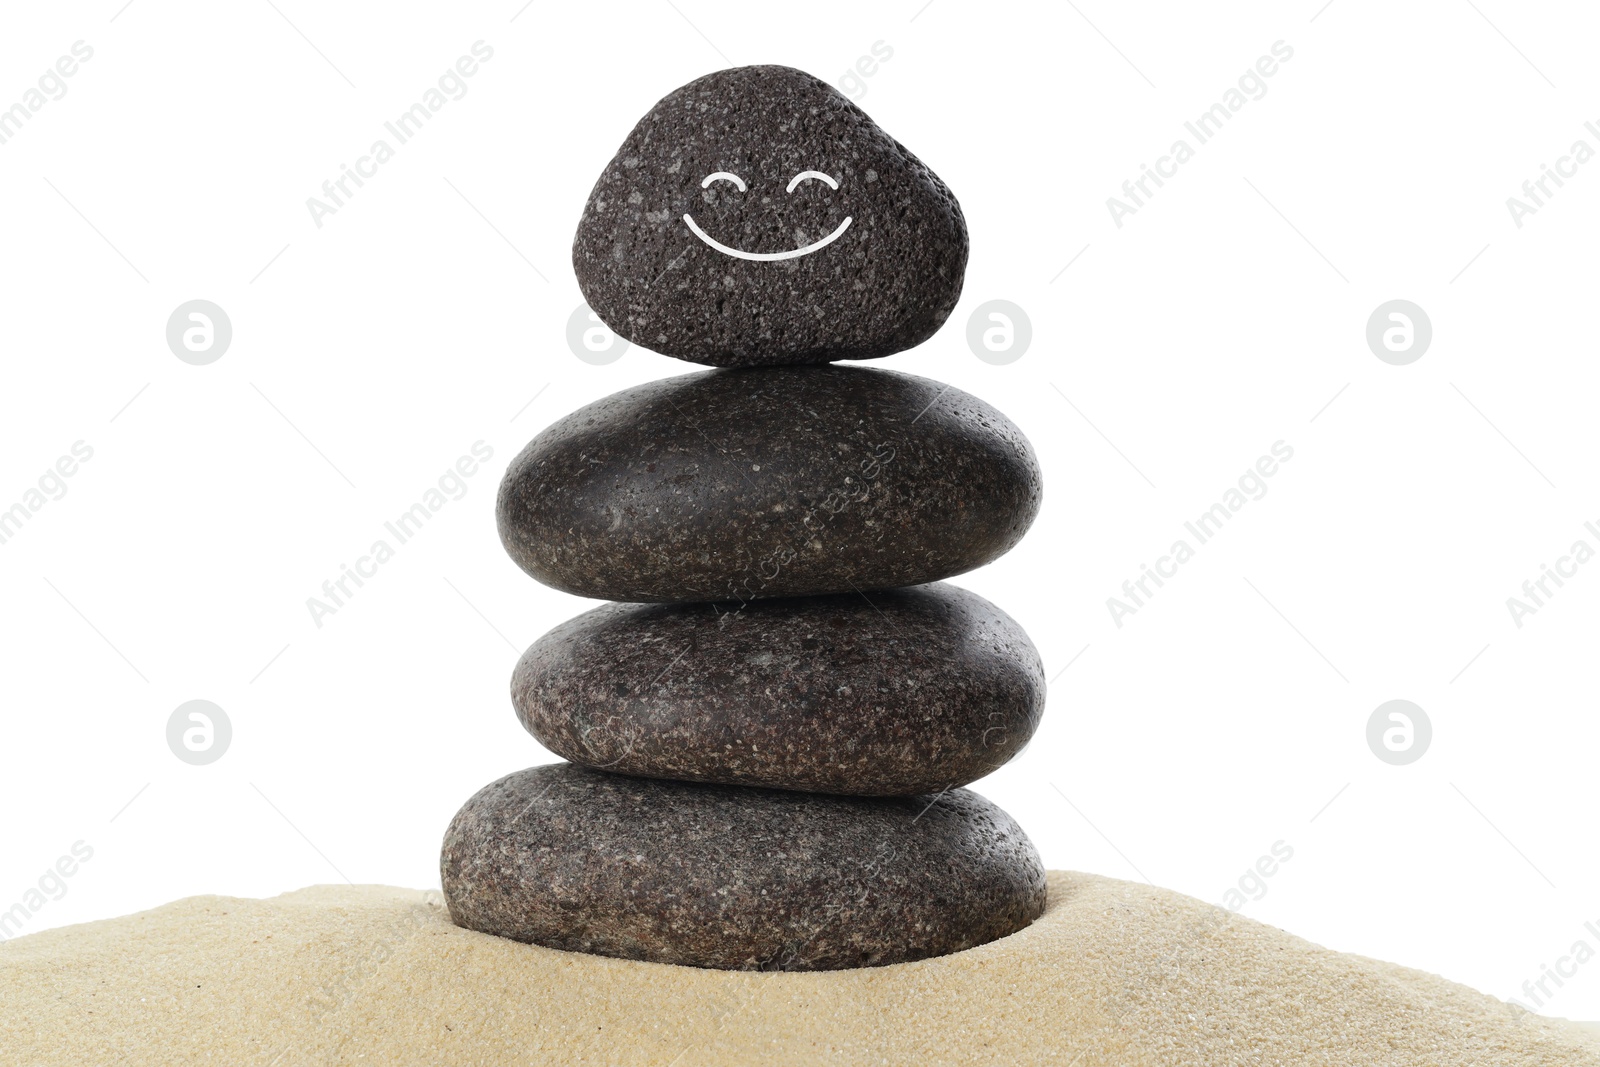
[[787, 170, 839, 193], [701, 172, 746, 191]]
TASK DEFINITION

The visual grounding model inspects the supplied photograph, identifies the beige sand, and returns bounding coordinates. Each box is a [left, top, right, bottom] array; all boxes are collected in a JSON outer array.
[[2, 872, 1594, 1066]]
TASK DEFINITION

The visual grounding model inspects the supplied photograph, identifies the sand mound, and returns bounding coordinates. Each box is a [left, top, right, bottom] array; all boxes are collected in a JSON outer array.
[[2, 872, 1592, 1066]]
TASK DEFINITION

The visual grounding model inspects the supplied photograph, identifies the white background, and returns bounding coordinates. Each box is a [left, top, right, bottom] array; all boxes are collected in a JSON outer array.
[[1, 0, 1596, 1023]]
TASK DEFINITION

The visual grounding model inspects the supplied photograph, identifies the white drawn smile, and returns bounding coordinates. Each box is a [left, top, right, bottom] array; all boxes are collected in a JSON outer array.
[[682, 169, 851, 262]]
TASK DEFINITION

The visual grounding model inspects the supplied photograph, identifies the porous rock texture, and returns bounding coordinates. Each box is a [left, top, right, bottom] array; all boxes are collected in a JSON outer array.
[[439, 762, 1047, 970], [511, 582, 1045, 795], [495, 365, 1041, 602], [572, 65, 967, 367]]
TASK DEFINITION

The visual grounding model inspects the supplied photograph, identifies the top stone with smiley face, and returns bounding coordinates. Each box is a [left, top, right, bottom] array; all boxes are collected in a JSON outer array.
[[572, 65, 968, 368]]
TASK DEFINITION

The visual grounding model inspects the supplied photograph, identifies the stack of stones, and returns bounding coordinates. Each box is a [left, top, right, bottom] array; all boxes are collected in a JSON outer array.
[[441, 66, 1049, 971]]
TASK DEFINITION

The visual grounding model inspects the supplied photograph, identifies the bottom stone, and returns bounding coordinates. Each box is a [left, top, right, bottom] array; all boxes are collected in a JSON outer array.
[[439, 763, 1046, 971]]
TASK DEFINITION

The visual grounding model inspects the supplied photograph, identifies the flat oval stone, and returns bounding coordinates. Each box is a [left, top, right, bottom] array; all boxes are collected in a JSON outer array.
[[512, 583, 1044, 795], [572, 64, 967, 367], [496, 365, 1041, 602], [440, 763, 1047, 970]]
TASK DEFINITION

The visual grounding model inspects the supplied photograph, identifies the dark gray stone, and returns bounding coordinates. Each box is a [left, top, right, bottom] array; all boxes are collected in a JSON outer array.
[[512, 583, 1044, 795], [440, 763, 1046, 970], [496, 365, 1041, 602], [572, 65, 967, 368]]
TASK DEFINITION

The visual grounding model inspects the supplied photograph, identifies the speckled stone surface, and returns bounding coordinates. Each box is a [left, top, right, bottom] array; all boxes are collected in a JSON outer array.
[[496, 365, 1041, 602], [511, 583, 1045, 795], [572, 65, 967, 367], [439, 763, 1047, 971]]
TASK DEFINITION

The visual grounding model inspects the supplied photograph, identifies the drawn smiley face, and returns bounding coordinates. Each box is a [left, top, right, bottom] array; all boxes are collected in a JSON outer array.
[[682, 170, 852, 261]]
